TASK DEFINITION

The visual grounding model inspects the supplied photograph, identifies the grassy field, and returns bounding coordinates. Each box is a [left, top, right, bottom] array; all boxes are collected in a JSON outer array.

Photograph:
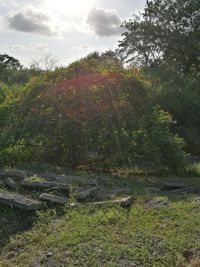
[[0, 166, 200, 267]]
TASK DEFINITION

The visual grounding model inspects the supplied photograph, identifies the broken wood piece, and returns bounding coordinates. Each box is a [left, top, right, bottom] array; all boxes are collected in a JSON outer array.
[[5, 177, 19, 190], [20, 180, 70, 194], [39, 193, 68, 205], [0, 192, 44, 210], [0, 169, 27, 179], [86, 196, 133, 207]]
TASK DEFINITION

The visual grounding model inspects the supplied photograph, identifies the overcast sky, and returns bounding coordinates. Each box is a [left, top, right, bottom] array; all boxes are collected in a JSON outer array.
[[0, 0, 146, 67]]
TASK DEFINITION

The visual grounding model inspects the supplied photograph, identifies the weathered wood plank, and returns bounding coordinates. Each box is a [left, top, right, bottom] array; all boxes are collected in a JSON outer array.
[[20, 180, 70, 194], [0, 169, 27, 179], [39, 193, 68, 205], [88, 196, 133, 207], [0, 192, 44, 210]]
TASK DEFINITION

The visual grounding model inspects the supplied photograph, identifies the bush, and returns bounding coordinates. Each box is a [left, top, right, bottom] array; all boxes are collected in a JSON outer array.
[[143, 67, 200, 156], [132, 107, 185, 172], [0, 57, 186, 172]]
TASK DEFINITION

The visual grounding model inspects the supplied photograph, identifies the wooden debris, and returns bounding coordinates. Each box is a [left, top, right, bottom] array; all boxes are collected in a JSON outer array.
[[5, 178, 19, 190], [0, 169, 27, 179], [0, 192, 44, 210], [86, 196, 133, 207], [20, 180, 70, 194], [161, 182, 188, 191], [145, 187, 163, 194], [39, 193, 68, 205], [74, 186, 97, 201]]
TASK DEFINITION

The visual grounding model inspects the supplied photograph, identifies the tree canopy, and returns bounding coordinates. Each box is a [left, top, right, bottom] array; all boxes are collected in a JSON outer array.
[[0, 54, 21, 70], [119, 0, 200, 75]]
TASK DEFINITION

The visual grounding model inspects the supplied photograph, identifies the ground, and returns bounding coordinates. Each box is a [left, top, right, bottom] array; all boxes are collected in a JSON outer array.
[[0, 164, 200, 267]]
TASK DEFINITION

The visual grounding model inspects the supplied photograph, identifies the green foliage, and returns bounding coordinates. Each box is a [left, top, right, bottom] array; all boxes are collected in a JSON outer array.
[[45, 50, 124, 84], [0, 54, 21, 70], [0, 54, 42, 85], [0, 55, 185, 171], [143, 67, 200, 156], [119, 0, 200, 76], [133, 108, 185, 172]]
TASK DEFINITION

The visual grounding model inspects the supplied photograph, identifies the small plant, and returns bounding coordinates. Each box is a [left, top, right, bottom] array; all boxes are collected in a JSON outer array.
[[27, 175, 46, 183]]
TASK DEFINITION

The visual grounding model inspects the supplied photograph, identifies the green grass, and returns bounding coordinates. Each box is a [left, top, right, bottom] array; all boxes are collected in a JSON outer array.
[[0, 198, 200, 267], [1, 165, 200, 267]]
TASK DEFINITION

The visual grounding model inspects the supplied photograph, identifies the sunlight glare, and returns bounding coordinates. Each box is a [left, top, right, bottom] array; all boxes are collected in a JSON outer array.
[[46, 0, 95, 15]]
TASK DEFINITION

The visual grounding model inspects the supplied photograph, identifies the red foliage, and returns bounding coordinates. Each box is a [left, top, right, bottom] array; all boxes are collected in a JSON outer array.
[[53, 72, 123, 92], [35, 72, 127, 123]]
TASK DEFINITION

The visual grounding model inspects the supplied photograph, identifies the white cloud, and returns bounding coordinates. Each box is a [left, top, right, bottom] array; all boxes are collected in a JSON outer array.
[[87, 7, 122, 36], [6, 6, 59, 36], [1, 2, 124, 38], [2, 5, 81, 36]]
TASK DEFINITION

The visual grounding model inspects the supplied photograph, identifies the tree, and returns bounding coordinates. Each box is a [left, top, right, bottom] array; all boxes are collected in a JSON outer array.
[[0, 54, 41, 85], [43, 54, 58, 71], [30, 54, 58, 72], [0, 54, 21, 70], [119, 0, 200, 75], [119, 15, 163, 67], [0, 54, 24, 85]]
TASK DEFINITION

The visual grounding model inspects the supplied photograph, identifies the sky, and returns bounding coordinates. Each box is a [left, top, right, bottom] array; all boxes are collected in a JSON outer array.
[[0, 0, 146, 67]]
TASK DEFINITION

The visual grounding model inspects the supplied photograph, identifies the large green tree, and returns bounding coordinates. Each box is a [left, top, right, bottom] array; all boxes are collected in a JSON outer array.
[[119, 0, 200, 75]]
